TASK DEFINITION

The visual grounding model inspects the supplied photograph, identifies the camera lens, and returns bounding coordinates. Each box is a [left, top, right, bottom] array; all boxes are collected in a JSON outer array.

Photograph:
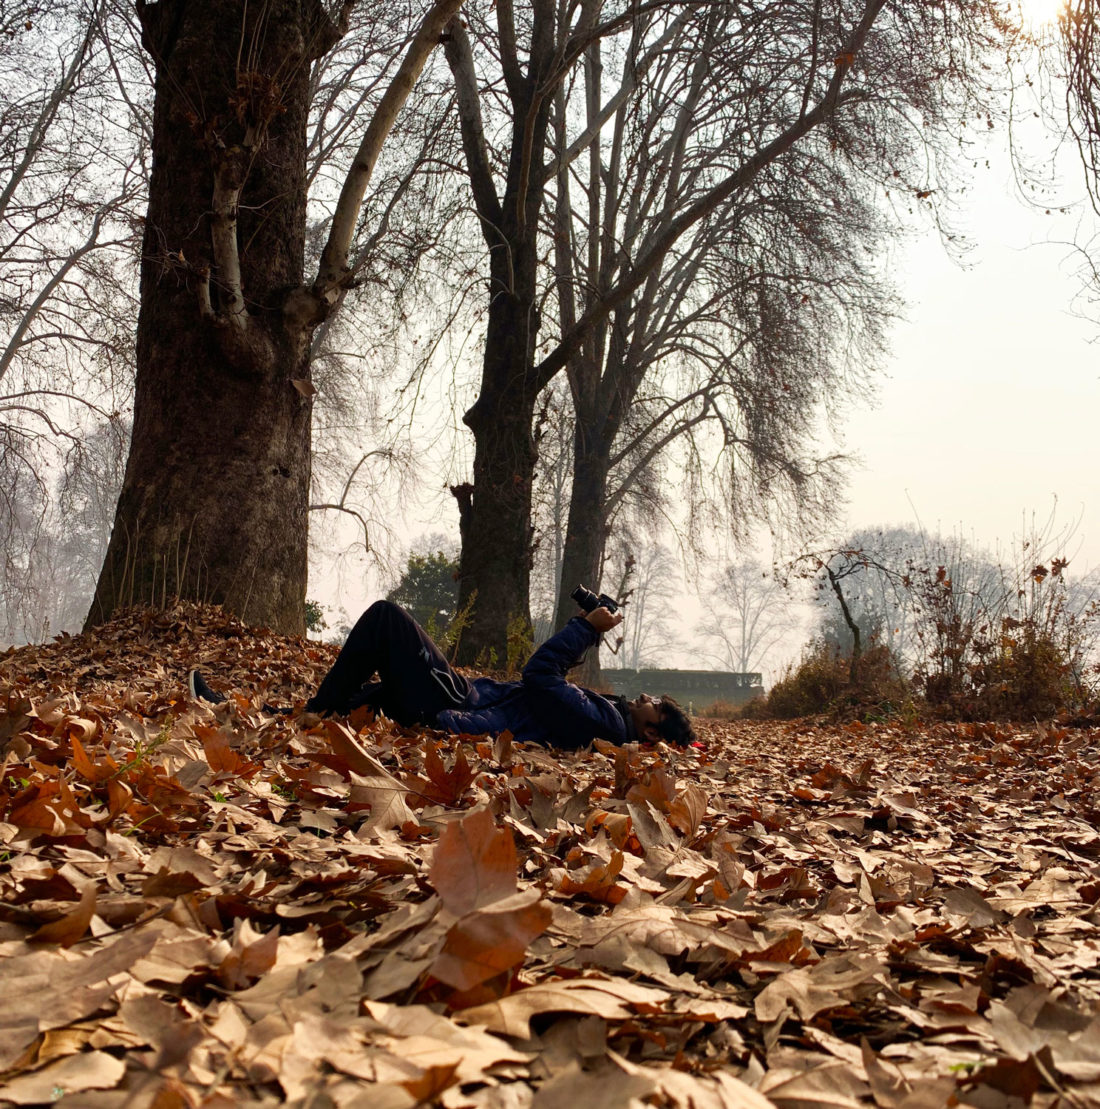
[[570, 585, 600, 612]]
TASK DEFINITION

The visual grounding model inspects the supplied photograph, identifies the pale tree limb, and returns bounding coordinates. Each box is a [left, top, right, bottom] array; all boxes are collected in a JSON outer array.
[[584, 9, 602, 296], [210, 158, 249, 332], [346, 107, 450, 279], [313, 0, 466, 302]]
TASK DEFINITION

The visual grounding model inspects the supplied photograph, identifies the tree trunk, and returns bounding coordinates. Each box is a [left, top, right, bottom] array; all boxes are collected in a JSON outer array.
[[554, 452, 610, 629], [552, 427, 612, 686], [826, 567, 863, 684], [453, 294, 538, 666], [86, 0, 329, 635], [444, 4, 558, 667]]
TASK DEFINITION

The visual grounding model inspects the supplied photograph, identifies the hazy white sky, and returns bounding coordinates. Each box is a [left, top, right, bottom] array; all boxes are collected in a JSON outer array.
[[834, 140, 1100, 575]]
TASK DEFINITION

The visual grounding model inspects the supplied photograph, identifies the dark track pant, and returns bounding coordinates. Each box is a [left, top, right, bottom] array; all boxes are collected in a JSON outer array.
[[305, 600, 470, 724]]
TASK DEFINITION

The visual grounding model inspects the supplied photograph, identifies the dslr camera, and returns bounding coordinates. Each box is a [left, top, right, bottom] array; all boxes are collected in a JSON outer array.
[[571, 584, 619, 615]]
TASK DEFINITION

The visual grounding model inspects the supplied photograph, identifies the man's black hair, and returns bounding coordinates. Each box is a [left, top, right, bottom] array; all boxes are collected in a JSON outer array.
[[657, 696, 696, 747]]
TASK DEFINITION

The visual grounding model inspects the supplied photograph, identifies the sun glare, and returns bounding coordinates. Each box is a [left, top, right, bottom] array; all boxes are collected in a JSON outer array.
[[1017, 0, 1068, 29]]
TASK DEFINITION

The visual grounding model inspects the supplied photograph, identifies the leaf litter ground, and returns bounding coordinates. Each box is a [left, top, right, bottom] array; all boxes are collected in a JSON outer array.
[[1, 604, 1099, 1108]]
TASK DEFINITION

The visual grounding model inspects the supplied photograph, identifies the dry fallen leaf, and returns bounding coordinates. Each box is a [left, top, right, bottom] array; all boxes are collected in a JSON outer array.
[[27, 881, 97, 948], [0, 1050, 126, 1105], [459, 977, 671, 1038]]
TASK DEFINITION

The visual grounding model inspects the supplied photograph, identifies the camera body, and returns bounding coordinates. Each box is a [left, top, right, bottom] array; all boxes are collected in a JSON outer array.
[[571, 584, 619, 615]]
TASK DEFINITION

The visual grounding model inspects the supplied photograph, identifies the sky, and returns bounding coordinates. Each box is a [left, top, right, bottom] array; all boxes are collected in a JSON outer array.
[[674, 111, 1100, 680], [686, 125, 1100, 680], [835, 140, 1100, 577]]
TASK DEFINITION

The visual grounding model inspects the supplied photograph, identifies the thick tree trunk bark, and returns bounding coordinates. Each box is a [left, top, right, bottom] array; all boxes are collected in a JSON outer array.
[[86, 0, 328, 635], [453, 294, 538, 666]]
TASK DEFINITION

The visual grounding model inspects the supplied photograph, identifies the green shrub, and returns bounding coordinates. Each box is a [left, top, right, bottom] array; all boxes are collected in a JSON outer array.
[[304, 598, 327, 634], [505, 611, 533, 675], [388, 550, 460, 633]]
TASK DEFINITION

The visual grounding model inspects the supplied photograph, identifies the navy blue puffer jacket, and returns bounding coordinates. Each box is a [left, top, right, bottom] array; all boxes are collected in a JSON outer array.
[[435, 617, 628, 749]]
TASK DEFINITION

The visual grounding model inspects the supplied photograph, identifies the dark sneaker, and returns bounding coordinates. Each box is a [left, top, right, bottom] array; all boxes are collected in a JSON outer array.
[[188, 669, 226, 705]]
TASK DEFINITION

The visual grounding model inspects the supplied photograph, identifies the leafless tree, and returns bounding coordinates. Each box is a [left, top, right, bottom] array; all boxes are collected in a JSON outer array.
[[608, 539, 682, 671], [789, 527, 1008, 689], [0, 415, 128, 643], [0, 1, 149, 632], [1, 2, 478, 638], [442, 0, 1012, 664], [1, 1, 148, 393], [699, 560, 800, 677], [807, 528, 923, 663], [788, 539, 911, 680], [545, 4, 902, 633]]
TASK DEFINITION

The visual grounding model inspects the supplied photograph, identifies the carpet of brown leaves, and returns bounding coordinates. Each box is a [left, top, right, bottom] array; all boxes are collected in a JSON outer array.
[[1, 604, 1099, 1109]]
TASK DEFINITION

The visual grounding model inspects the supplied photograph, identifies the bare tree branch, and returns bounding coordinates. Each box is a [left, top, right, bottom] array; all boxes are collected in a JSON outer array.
[[314, 0, 465, 301]]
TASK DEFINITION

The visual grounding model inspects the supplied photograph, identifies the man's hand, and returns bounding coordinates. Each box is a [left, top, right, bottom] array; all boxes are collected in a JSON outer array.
[[584, 606, 623, 633]]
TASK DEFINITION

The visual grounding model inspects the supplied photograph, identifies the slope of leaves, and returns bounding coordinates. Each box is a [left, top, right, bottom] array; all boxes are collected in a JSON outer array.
[[1, 604, 1099, 1108]]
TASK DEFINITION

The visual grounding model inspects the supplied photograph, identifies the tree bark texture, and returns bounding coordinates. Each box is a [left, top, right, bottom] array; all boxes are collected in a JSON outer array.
[[453, 291, 540, 665], [87, 0, 333, 634]]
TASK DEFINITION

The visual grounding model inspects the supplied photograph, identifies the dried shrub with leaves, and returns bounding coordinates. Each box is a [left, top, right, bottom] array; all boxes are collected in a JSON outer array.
[[788, 529, 1100, 723], [912, 555, 1099, 719], [753, 642, 849, 718]]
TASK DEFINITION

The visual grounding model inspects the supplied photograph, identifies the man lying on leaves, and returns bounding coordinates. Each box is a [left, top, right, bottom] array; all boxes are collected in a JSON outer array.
[[190, 600, 696, 750]]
